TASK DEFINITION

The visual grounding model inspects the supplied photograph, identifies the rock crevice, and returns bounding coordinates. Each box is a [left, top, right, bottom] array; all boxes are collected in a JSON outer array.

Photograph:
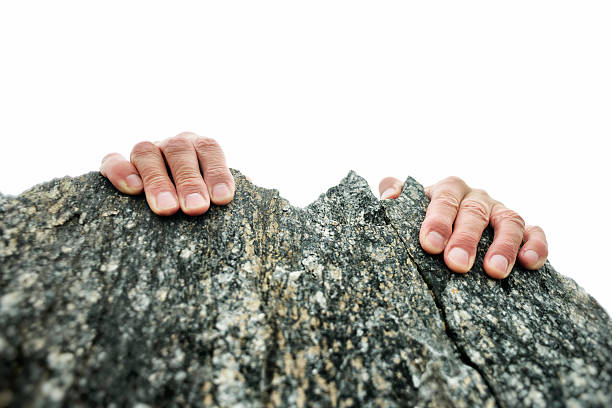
[[385, 194, 507, 407]]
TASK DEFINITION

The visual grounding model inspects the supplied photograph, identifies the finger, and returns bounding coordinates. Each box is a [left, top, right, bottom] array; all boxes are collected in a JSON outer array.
[[100, 153, 143, 195], [193, 136, 235, 205], [518, 225, 548, 270], [130, 141, 180, 216], [443, 190, 493, 273], [159, 134, 210, 216], [378, 177, 403, 200], [483, 204, 526, 279], [419, 176, 471, 254]]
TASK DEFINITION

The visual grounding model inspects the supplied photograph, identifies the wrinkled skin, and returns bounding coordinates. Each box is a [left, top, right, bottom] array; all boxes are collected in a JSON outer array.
[[101, 132, 548, 279]]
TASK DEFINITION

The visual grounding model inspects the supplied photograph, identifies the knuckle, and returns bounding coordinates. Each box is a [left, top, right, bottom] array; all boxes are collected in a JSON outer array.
[[493, 199, 505, 208], [131, 141, 158, 160], [492, 238, 521, 256], [442, 175, 466, 187], [526, 224, 545, 235], [101, 152, 120, 164], [175, 171, 203, 188], [451, 230, 481, 249], [470, 188, 491, 199], [162, 135, 192, 155], [379, 177, 400, 190], [204, 165, 229, 180], [525, 224, 549, 250], [491, 207, 525, 229], [142, 174, 171, 191], [423, 218, 453, 239], [176, 131, 197, 139], [434, 191, 461, 212], [459, 199, 490, 224], [194, 137, 220, 152]]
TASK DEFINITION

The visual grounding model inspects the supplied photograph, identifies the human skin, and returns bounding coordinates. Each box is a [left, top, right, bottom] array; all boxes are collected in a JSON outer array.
[[100, 132, 548, 279]]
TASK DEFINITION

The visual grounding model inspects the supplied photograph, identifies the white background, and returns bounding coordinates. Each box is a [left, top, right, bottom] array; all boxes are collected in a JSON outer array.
[[1, 1, 610, 313]]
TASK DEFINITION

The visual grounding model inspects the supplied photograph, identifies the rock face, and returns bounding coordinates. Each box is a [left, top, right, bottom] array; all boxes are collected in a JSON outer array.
[[0, 169, 610, 408]]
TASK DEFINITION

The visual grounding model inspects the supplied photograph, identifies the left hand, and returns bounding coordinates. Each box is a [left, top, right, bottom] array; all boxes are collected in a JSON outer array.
[[100, 132, 235, 216], [379, 176, 548, 279]]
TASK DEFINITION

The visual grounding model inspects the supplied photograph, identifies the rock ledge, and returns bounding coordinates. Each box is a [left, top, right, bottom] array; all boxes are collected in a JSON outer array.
[[1, 170, 610, 407]]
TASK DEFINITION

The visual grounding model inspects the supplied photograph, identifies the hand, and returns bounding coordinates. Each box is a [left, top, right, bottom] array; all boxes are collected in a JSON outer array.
[[379, 176, 548, 279], [100, 132, 235, 216]]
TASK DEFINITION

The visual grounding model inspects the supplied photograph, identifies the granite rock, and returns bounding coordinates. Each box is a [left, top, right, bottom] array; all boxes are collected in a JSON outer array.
[[0, 169, 610, 407]]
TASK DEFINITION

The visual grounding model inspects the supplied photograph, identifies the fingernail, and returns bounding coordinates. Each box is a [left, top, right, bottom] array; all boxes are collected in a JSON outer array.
[[523, 249, 539, 265], [126, 174, 143, 189], [185, 193, 206, 210], [448, 247, 469, 269], [490, 254, 509, 276], [212, 184, 232, 201], [156, 192, 177, 210], [381, 187, 396, 200], [426, 231, 445, 251]]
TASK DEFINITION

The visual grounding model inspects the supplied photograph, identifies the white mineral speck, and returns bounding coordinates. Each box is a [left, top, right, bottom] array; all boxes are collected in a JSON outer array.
[[469, 350, 485, 365], [41, 379, 66, 401], [170, 348, 185, 368], [180, 248, 193, 259], [301, 255, 318, 270], [128, 288, 151, 312], [217, 273, 233, 284], [370, 248, 387, 262], [0, 292, 21, 312], [329, 265, 343, 281], [242, 261, 253, 274], [156, 287, 169, 302], [458, 310, 471, 323], [525, 386, 546, 407], [85, 290, 101, 304], [17, 272, 37, 288], [103, 261, 119, 273], [289, 270, 304, 282], [101, 209, 120, 217], [0, 336, 9, 353], [47, 351, 75, 371], [313, 291, 327, 308]]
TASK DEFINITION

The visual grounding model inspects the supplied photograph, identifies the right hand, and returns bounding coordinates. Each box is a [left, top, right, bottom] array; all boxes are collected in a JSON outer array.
[[100, 132, 235, 216], [379, 175, 548, 278]]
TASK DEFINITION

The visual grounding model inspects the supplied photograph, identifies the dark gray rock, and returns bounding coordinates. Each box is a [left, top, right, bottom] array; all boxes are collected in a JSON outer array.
[[0, 169, 610, 408]]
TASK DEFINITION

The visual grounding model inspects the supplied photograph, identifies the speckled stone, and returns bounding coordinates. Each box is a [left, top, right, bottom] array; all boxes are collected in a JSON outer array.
[[0, 170, 610, 407]]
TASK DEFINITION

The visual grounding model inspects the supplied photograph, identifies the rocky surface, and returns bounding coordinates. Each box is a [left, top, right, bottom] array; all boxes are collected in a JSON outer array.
[[0, 169, 610, 407]]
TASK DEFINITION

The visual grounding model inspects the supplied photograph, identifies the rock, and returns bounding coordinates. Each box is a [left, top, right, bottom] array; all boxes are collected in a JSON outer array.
[[0, 169, 610, 407]]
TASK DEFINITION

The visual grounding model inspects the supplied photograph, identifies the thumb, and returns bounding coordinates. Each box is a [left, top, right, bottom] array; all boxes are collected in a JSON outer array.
[[378, 176, 404, 199]]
